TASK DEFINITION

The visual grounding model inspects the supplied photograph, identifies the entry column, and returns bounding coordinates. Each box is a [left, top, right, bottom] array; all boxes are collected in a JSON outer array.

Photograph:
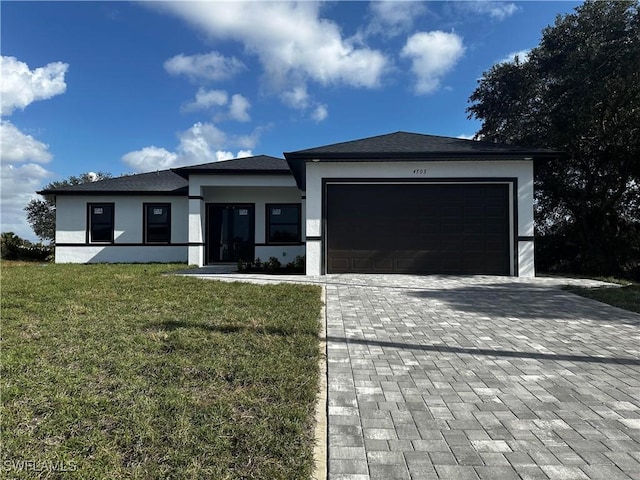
[[188, 192, 205, 266]]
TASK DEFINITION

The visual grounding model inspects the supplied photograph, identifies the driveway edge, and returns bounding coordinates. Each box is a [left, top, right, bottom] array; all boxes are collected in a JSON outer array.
[[312, 286, 328, 480]]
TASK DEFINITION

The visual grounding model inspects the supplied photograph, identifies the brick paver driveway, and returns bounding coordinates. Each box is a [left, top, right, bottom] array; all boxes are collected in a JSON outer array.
[[324, 276, 640, 480]]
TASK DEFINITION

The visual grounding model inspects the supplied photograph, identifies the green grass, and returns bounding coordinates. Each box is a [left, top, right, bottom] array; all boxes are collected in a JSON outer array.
[[565, 280, 640, 314], [1, 262, 323, 479]]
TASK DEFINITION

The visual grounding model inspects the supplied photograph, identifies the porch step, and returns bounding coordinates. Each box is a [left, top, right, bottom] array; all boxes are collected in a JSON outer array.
[[199, 263, 238, 274]]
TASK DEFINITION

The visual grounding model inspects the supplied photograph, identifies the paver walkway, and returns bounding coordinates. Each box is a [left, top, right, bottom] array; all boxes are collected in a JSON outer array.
[[176, 269, 640, 480]]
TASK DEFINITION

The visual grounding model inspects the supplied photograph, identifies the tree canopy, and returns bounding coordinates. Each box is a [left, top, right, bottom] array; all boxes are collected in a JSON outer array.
[[467, 0, 639, 278], [26, 172, 112, 243]]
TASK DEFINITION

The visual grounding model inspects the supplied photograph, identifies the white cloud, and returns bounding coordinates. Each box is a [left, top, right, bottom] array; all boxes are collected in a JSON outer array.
[[182, 89, 251, 122], [121, 122, 262, 172], [0, 120, 52, 164], [455, 2, 519, 21], [0, 56, 66, 240], [182, 88, 228, 112], [281, 85, 311, 110], [153, 3, 390, 119], [121, 146, 179, 172], [457, 133, 475, 140], [153, 2, 388, 115], [401, 31, 465, 95], [163, 52, 245, 82], [0, 120, 56, 241], [213, 149, 253, 162], [228, 94, 251, 122], [0, 56, 68, 116], [311, 104, 328, 123], [498, 49, 530, 64], [213, 151, 236, 162], [280, 84, 327, 121], [0, 163, 55, 241], [366, 1, 428, 37], [176, 122, 228, 163]]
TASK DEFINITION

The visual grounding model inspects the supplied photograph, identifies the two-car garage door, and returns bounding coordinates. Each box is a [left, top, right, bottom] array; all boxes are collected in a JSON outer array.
[[326, 182, 511, 275]]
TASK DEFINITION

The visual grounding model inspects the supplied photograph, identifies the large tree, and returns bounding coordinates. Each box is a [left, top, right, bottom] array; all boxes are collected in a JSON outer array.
[[467, 0, 640, 277], [26, 172, 112, 243]]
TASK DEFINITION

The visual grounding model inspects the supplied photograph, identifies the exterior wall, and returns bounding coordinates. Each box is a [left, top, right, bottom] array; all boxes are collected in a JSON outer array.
[[55, 195, 188, 263], [56, 245, 187, 263], [305, 160, 535, 277], [188, 175, 304, 267]]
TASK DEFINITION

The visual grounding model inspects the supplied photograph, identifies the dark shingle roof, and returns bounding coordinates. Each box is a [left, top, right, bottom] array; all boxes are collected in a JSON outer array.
[[173, 155, 291, 177], [284, 131, 561, 189], [38, 169, 188, 195], [38, 156, 293, 195], [285, 131, 557, 157]]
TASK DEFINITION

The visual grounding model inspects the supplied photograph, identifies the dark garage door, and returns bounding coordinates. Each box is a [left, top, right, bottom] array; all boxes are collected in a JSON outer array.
[[326, 183, 510, 275]]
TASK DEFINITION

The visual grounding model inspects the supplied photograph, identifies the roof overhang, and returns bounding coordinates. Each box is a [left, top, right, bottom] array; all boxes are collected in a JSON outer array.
[[36, 189, 188, 196]]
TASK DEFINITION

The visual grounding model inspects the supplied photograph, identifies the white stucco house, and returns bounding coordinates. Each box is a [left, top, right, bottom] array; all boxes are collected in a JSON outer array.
[[41, 132, 559, 276]]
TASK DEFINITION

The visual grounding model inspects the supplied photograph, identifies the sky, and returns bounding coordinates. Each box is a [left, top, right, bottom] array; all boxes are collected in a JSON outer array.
[[1, 0, 582, 241]]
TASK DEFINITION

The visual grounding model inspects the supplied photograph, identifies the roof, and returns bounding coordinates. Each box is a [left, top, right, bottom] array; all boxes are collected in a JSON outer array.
[[38, 169, 188, 196], [285, 131, 557, 156], [284, 131, 561, 190], [172, 155, 291, 178], [38, 134, 560, 195], [39, 155, 292, 195]]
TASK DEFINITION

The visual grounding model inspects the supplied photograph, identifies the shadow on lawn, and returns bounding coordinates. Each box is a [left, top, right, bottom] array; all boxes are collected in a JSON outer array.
[[151, 319, 311, 337]]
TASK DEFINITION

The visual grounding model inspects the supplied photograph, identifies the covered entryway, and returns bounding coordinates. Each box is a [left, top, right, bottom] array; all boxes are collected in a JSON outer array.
[[325, 182, 511, 274]]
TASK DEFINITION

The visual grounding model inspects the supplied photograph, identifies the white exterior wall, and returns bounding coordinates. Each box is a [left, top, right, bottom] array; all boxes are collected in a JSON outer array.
[[55, 245, 187, 263], [55, 195, 188, 263], [188, 175, 304, 267], [305, 160, 535, 277]]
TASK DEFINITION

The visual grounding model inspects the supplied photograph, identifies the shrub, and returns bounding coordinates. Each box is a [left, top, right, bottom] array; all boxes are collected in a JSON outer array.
[[237, 255, 305, 274], [1, 232, 52, 262]]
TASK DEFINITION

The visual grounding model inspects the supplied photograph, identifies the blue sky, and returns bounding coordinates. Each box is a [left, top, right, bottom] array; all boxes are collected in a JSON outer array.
[[1, 1, 581, 240]]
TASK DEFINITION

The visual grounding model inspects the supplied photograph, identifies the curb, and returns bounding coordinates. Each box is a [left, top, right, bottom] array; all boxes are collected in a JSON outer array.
[[312, 286, 328, 480]]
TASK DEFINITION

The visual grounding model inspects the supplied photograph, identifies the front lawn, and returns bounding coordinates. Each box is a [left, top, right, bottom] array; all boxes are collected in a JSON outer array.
[[1, 263, 323, 479], [565, 280, 640, 314]]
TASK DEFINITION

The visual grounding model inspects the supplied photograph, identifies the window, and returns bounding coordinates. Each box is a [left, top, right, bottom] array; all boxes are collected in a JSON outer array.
[[88, 203, 114, 243], [144, 203, 171, 243], [266, 204, 301, 243]]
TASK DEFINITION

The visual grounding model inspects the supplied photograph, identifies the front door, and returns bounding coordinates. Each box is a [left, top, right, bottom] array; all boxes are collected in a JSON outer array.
[[206, 204, 255, 263]]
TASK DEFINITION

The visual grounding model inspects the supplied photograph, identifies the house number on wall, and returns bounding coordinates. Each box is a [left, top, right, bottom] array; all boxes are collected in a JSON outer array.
[[412, 168, 428, 174]]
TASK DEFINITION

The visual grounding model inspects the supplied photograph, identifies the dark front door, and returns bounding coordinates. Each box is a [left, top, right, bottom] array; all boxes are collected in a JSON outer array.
[[207, 204, 255, 263], [326, 183, 510, 275]]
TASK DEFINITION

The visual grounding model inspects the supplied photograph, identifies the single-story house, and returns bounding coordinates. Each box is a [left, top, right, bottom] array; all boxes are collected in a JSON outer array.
[[41, 131, 558, 276]]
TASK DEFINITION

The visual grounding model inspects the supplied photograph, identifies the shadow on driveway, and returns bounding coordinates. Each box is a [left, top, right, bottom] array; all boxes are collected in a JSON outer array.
[[323, 335, 640, 366], [404, 283, 640, 325]]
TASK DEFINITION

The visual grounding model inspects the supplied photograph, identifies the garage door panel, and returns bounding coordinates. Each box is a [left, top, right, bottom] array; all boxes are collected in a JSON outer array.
[[326, 183, 511, 274], [328, 256, 350, 271], [485, 223, 508, 234], [441, 223, 465, 235], [374, 257, 393, 270], [463, 224, 484, 234]]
